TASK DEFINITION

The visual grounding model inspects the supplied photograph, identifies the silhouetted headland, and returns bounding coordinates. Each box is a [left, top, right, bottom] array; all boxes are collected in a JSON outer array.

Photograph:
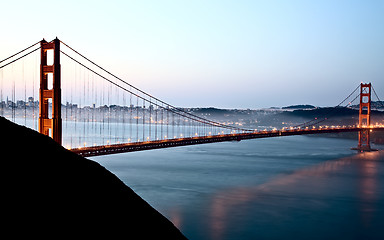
[[1, 116, 186, 239]]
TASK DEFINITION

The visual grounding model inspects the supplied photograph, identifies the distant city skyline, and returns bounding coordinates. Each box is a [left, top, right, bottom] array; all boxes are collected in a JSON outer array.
[[1, 0, 383, 109], [2, 95, 383, 111]]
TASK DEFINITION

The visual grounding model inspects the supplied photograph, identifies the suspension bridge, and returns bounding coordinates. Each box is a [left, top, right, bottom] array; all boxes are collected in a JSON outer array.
[[1, 38, 383, 157]]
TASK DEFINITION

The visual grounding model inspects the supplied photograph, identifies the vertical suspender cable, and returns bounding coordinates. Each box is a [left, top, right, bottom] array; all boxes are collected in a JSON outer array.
[[149, 97, 152, 141], [166, 106, 169, 139], [143, 99, 145, 141], [155, 100, 158, 140], [161, 103, 164, 140], [136, 91, 139, 142], [129, 87, 132, 142], [23, 59, 27, 126]]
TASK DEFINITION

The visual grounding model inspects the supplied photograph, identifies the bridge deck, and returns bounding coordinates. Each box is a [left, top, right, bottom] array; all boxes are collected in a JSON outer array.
[[71, 127, 384, 157]]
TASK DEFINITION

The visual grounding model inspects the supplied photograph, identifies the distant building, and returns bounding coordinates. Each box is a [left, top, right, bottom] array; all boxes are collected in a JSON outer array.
[[66, 102, 78, 109], [27, 97, 35, 107], [17, 100, 25, 108]]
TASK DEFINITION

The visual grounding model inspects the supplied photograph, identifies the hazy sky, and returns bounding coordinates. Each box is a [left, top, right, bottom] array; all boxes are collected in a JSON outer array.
[[1, 0, 383, 108]]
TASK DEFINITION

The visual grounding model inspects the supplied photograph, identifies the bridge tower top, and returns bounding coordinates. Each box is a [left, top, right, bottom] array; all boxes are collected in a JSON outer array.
[[358, 83, 371, 128]]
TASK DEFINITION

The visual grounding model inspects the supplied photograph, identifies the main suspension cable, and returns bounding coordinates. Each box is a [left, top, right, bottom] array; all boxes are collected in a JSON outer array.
[[0, 41, 40, 65], [0, 47, 41, 70], [292, 84, 361, 128], [60, 50, 216, 127], [372, 86, 384, 110], [59, 40, 251, 132], [60, 47, 249, 132]]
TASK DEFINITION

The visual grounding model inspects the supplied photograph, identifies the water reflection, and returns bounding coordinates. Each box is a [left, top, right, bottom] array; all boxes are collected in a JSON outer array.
[[168, 207, 183, 230], [358, 152, 379, 229], [207, 151, 383, 240]]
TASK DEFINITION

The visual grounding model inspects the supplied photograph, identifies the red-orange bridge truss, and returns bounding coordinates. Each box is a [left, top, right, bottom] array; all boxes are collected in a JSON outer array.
[[72, 126, 384, 157]]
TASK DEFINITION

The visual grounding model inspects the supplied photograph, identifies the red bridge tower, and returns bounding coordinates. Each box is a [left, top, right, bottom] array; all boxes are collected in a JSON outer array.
[[354, 83, 375, 152], [39, 38, 62, 145]]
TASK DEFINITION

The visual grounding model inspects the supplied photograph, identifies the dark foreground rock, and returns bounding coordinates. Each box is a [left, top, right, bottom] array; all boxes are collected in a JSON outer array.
[[1, 117, 187, 239]]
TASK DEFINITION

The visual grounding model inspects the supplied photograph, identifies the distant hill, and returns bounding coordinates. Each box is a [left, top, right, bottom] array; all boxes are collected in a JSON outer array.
[[190, 107, 232, 115], [282, 104, 316, 110], [283, 107, 384, 124], [351, 101, 384, 110], [287, 107, 357, 118]]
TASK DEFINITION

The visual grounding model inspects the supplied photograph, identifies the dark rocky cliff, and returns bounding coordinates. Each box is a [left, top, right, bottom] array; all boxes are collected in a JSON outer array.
[[1, 116, 186, 239]]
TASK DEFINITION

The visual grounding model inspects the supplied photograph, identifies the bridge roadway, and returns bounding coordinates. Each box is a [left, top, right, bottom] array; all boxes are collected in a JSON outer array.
[[71, 126, 384, 157]]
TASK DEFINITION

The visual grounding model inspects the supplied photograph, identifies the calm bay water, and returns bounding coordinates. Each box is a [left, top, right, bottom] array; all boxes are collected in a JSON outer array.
[[92, 135, 384, 240]]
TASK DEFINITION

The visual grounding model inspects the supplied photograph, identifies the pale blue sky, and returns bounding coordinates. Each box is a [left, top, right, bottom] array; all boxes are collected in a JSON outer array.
[[1, 0, 383, 108]]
